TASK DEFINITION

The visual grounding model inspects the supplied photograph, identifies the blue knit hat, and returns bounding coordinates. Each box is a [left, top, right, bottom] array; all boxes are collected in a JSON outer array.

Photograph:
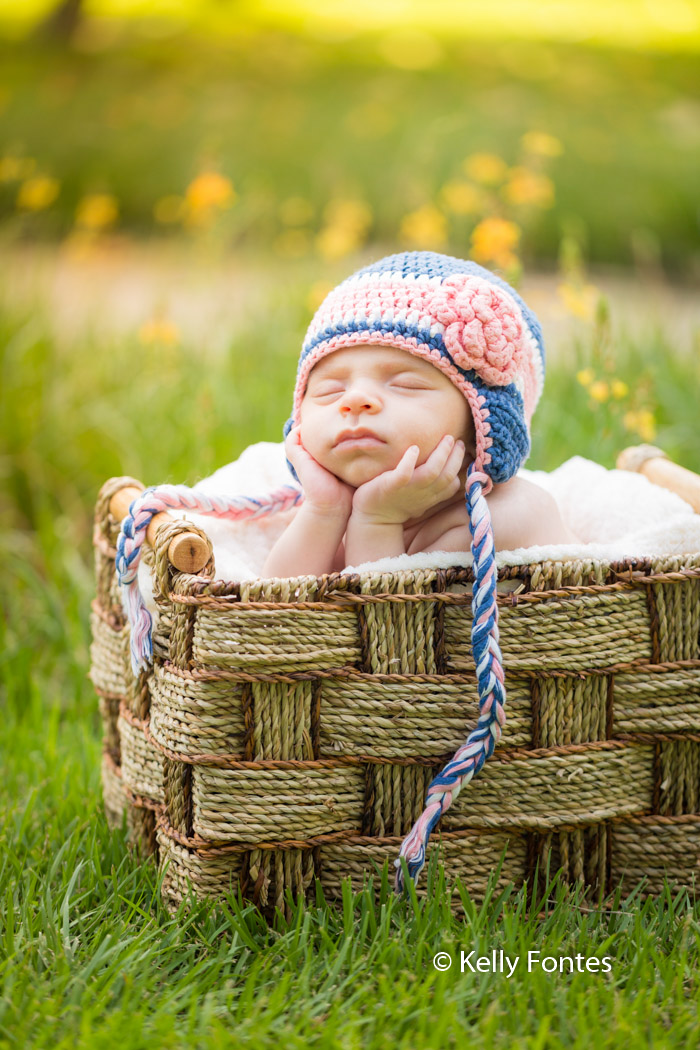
[[284, 251, 545, 489]]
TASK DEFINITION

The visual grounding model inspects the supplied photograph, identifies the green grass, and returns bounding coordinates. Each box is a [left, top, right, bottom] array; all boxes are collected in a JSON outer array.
[[3, 770, 700, 1049], [0, 27, 699, 274], [2, 278, 700, 1046]]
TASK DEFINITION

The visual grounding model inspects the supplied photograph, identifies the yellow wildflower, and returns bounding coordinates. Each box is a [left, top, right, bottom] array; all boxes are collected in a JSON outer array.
[[138, 318, 181, 346], [439, 180, 483, 216], [637, 410, 657, 442], [323, 198, 372, 233], [399, 204, 448, 249], [16, 174, 59, 211], [557, 281, 599, 321], [611, 379, 629, 399], [75, 193, 119, 230], [184, 171, 236, 225], [503, 168, 554, 208], [624, 409, 656, 442], [463, 153, 508, 186], [576, 369, 594, 387], [316, 225, 362, 261], [589, 380, 609, 403], [521, 131, 564, 157], [470, 217, 520, 267], [316, 198, 372, 260], [154, 195, 184, 224]]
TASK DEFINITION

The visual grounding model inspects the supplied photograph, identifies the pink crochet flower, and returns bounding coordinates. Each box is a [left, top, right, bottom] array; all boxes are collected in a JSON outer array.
[[430, 275, 525, 386]]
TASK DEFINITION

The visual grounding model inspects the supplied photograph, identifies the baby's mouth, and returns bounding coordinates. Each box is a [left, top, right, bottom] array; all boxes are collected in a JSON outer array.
[[334, 427, 385, 450], [334, 435, 385, 451]]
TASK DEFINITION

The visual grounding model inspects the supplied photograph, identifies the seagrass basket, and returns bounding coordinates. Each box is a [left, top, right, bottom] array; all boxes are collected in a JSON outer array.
[[91, 474, 700, 917]]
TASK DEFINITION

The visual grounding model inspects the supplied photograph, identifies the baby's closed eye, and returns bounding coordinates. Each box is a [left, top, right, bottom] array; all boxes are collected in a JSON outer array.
[[389, 376, 432, 389], [309, 383, 344, 398]]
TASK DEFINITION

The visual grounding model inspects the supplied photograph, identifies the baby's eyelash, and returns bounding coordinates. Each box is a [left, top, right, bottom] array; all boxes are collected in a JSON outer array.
[[309, 377, 432, 395]]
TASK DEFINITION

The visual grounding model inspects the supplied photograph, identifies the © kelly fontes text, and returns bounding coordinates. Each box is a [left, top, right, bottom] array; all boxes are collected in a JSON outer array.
[[432, 949, 613, 977]]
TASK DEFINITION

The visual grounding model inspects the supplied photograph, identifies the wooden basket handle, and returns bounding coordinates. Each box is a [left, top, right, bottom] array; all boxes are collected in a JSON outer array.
[[616, 444, 700, 514], [109, 485, 211, 574]]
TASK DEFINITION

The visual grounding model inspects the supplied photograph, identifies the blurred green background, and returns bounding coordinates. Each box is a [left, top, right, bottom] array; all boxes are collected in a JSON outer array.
[[1, 0, 699, 274], [2, 6, 700, 1044]]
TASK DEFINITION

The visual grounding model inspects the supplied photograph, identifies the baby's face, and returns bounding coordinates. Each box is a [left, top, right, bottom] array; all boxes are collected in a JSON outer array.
[[299, 344, 475, 488]]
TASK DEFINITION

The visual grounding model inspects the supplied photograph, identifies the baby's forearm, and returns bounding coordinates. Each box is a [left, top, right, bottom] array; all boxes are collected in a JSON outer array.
[[262, 502, 349, 578], [344, 513, 406, 567]]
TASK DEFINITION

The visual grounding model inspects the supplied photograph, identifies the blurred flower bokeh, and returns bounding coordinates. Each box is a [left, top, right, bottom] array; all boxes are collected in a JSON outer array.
[[0, 2, 697, 281], [16, 173, 59, 211]]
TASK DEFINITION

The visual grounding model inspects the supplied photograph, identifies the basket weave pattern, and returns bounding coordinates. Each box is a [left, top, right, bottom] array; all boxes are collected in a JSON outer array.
[[91, 478, 700, 914]]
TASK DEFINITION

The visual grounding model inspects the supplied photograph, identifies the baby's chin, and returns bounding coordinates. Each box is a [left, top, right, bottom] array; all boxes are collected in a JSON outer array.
[[325, 454, 389, 488]]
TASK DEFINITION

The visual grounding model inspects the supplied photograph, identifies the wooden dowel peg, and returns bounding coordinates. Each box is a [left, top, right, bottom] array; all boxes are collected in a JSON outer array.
[[109, 485, 211, 573], [616, 444, 700, 514]]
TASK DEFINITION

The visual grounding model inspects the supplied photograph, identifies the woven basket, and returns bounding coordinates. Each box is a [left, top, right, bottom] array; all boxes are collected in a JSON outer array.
[[91, 476, 700, 916]]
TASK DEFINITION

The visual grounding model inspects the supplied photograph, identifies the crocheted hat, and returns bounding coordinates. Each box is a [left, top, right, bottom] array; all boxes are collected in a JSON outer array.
[[115, 249, 546, 897], [283, 251, 545, 491]]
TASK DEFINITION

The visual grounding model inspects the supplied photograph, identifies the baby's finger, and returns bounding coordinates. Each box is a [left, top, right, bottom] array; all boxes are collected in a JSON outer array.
[[385, 445, 420, 485], [416, 434, 457, 480], [443, 439, 466, 475], [285, 428, 309, 465]]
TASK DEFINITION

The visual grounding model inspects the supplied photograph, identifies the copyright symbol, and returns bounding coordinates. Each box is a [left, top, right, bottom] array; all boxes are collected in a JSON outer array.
[[433, 952, 452, 971]]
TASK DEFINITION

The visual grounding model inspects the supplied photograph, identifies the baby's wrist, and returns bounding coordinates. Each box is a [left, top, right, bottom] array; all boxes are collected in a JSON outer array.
[[350, 509, 406, 527], [344, 511, 406, 564], [302, 499, 352, 523]]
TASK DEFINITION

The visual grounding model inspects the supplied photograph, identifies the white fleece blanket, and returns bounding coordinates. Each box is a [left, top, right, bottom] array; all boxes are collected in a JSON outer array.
[[137, 441, 700, 612]]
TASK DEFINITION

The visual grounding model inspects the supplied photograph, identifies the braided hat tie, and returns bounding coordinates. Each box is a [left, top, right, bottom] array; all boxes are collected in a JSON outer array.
[[116, 483, 303, 675], [394, 464, 505, 891]]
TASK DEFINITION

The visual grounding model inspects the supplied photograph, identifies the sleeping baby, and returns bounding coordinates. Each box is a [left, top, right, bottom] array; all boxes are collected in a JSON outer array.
[[114, 250, 699, 894], [263, 250, 577, 579], [115, 249, 581, 892]]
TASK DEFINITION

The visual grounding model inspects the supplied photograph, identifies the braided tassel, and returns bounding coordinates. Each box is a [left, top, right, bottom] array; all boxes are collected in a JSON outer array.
[[394, 462, 506, 893], [115, 482, 303, 675]]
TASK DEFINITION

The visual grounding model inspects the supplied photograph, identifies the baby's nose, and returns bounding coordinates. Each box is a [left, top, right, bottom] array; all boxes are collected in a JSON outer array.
[[339, 387, 381, 413]]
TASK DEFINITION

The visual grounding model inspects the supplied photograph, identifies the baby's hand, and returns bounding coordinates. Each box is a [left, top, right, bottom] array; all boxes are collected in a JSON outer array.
[[352, 435, 465, 525], [285, 425, 355, 517]]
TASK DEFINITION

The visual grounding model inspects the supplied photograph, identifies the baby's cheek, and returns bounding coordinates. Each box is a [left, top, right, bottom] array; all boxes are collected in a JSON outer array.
[[298, 406, 319, 447]]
